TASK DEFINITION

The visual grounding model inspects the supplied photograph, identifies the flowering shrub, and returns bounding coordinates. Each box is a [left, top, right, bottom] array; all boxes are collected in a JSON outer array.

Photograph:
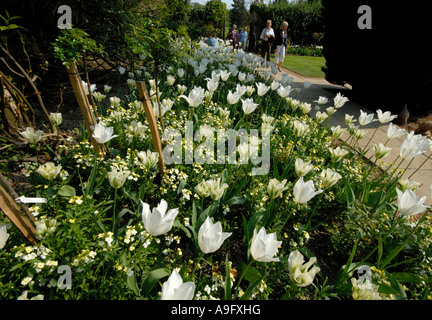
[[1, 39, 431, 301]]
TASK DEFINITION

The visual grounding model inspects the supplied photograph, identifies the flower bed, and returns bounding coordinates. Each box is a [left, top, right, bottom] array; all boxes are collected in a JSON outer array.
[[1, 40, 431, 301]]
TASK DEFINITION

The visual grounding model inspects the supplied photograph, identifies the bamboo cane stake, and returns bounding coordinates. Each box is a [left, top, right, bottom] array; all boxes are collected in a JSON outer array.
[[65, 61, 102, 153], [0, 185, 37, 244], [136, 81, 165, 175]]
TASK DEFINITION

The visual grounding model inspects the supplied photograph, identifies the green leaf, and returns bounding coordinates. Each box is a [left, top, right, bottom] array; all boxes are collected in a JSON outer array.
[[177, 180, 187, 195], [392, 272, 423, 284], [225, 196, 246, 206], [58, 185, 76, 197], [141, 268, 170, 297], [126, 270, 141, 297], [224, 254, 232, 300], [173, 219, 192, 239]]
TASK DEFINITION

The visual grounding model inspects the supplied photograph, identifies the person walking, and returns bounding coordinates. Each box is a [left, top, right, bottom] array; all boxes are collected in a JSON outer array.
[[240, 27, 248, 51], [274, 21, 289, 72], [260, 20, 275, 66], [228, 25, 238, 51]]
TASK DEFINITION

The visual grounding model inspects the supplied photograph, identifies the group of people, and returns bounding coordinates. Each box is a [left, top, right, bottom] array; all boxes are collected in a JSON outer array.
[[207, 19, 289, 73], [260, 19, 289, 72], [227, 25, 248, 51]]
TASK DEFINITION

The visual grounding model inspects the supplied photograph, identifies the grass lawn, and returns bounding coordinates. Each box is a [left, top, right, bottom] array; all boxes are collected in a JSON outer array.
[[272, 54, 326, 78]]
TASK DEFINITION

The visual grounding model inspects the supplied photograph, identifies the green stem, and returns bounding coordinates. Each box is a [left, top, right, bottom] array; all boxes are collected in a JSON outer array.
[[234, 259, 255, 299], [407, 153, 432, 180], [112, 187, 118, 234]]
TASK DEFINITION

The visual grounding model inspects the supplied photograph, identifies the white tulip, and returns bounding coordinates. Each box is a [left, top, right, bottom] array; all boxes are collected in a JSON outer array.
[[267, 178, 289, 199], [220, 70, 231, 81], [276, 85, 293, 98], [255, 82, 270, 96], [396, 188, 428, 217], [314, 96, 329, 105], [141, 199, 179, 237], [373, 143, 392, 160], [241, 98, 259, 115], [358, 110, 376, 126], [295, 158, 314, 177], [333, 92, 349, 109], [250, 227, 282, 262], [108, 167, 130, 189], [36, 162, 62, 180], [167, 75, 176, 86], [271, 80, 281, 91], [331, 125, 347, 140], [329, 146, 349, 162], [351, 277, 382, 300], [288, 250, 321, 287], [303, 81, 312, 89], [20, 127, 43, 145], [206, 178, 228, 201], [177, 68, 185, 78], [198, 217, 232, 254], [136, 150, 159, 170], [81, 80, 96, 95], [293, 177, 323, 204], [0, 224, 10, 249], [320, 168, 342, 188], [227, 90, 241, 105], [376, 109, 397, 123], [49, 112, 62, 126], [315, 111, 328, 123], [236, 84, 247, 96], [92, 123, 118, 144], [299, 102, 312, 114], [161, 270, 195, 300], [109, 96, 121, 108], [177, 84, 187, 95], [179, 87, 206, 107], [399, 134, 428, 160], [292, 120, 308, 137]]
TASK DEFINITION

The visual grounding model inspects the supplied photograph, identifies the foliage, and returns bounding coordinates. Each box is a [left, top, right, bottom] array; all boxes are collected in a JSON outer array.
[[204, 0, 228, 38], [286, 45, 323, 57], [230, 0, 250, 29], [1, 29, 432, 302], [52, 27, 105, 68]]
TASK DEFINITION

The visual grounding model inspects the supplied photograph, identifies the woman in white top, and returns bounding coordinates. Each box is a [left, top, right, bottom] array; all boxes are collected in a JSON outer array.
[[260, 20, 275, 65]]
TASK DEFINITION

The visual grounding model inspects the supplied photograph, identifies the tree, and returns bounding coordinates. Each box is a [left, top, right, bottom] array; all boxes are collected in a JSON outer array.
[[230, 0, 250, 28], [204, 0, 227, 38]]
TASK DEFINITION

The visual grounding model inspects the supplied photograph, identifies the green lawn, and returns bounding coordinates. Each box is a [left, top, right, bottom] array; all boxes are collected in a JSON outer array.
[[272, 54, 326, 78]]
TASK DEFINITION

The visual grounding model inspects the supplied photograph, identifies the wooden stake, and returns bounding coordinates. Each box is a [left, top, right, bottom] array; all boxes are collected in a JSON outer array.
[[65, 61, 100, 152], [136, 81, 165, 175], [0, 185, 37, 244]]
